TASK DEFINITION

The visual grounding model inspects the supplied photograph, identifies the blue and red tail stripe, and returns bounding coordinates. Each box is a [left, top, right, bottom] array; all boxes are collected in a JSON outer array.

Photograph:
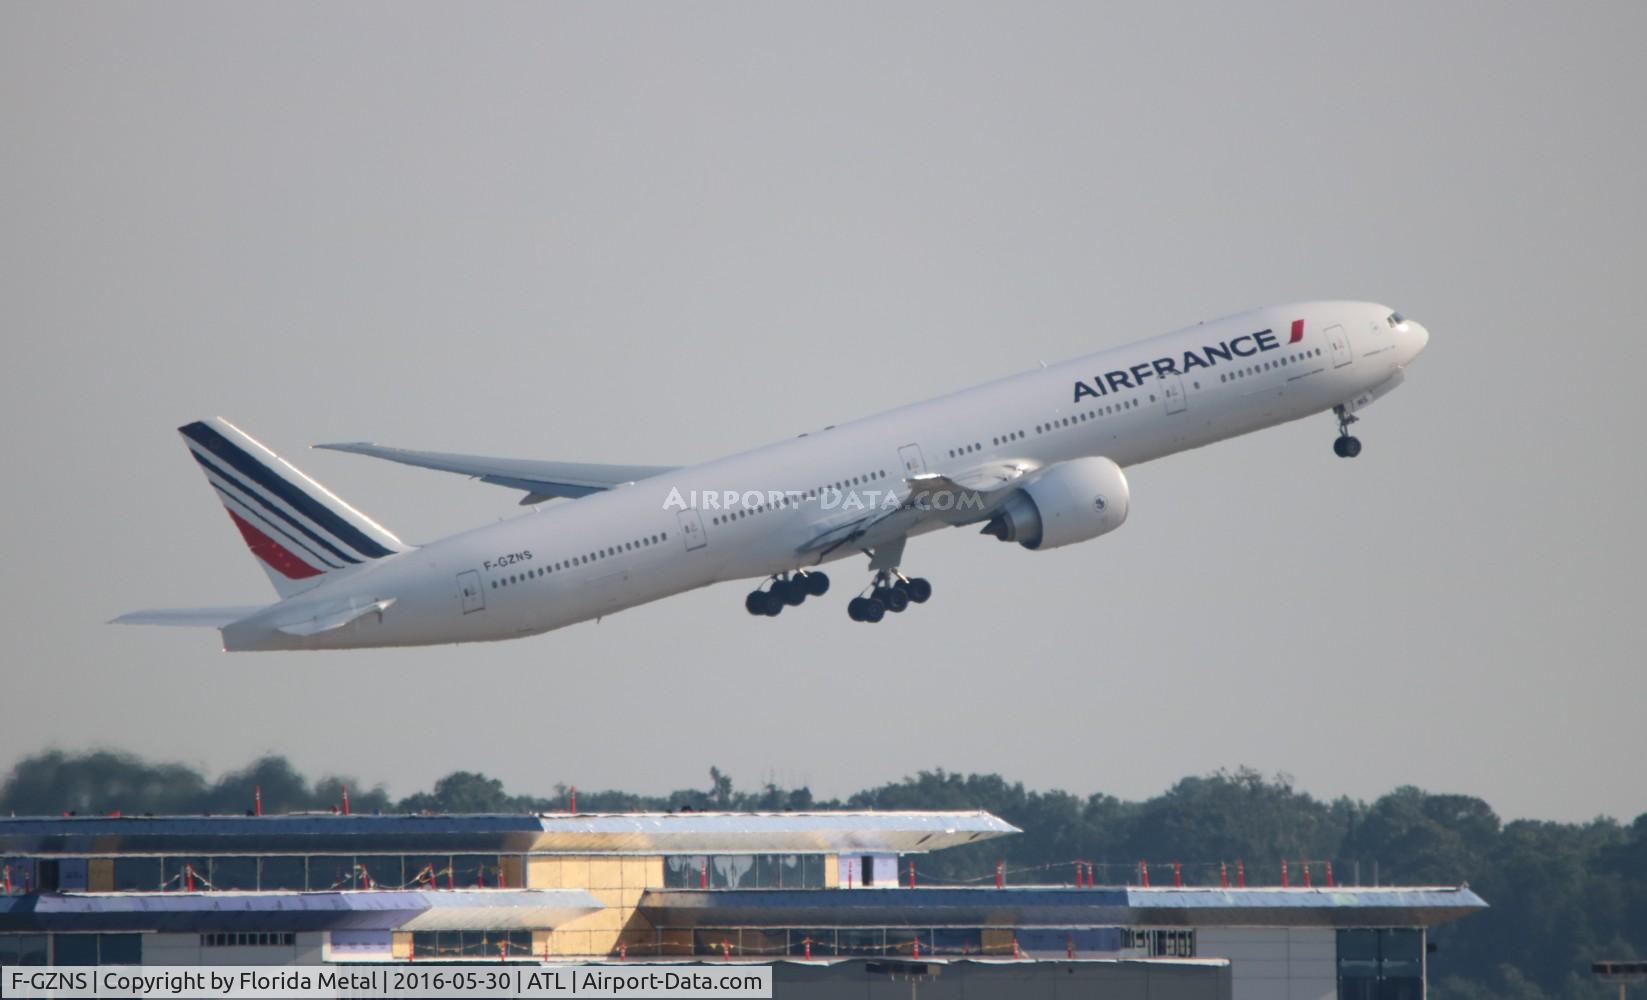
[[224, 509, 325, 580], [207, 481, 347, 571], [191, 450, 359, 568], [179, 421, 396, 561]]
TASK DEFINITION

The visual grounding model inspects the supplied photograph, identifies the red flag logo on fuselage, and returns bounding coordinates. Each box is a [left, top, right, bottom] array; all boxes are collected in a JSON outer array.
[[1290, 319, 1305, 343]]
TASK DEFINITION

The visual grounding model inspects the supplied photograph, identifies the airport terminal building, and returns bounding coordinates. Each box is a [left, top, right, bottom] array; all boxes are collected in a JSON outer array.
[[0, 811, 1484, 999]]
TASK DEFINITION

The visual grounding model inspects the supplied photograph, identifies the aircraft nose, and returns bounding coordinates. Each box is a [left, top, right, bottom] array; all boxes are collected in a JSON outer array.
[[1411, 320, 1430, 354]]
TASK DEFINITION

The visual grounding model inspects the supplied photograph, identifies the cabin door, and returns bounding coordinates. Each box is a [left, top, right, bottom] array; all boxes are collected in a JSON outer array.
[[1161, 373, 1188, 414], [457, 570, 485, 614], [898, 444, 927, 477], [1326, 324, 1354, 368], [676, 509, 708, 550]]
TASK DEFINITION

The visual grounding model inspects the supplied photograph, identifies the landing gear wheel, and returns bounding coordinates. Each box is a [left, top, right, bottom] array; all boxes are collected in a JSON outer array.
[[760, 591, 784, 616], [745, 591, 768, 616], [779, 578, 807, 606], [804, 572, 831, 597], [1332, 405, 1362, 459], [1333, 435, 1362, 458], [856, 567, 929, 620], [847, 596, 887, 623]]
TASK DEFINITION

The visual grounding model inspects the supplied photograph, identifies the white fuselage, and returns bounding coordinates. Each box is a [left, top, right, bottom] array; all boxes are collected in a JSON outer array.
[[222, 301, 1428, 650]]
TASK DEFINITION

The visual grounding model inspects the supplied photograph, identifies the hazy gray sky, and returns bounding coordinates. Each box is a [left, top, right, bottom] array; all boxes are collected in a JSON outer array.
[[3, 2, 1642, 823]]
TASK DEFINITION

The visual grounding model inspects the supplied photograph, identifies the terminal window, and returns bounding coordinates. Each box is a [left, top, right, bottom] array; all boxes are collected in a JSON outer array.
[[1338, 929, 1423, 1000], [663, 854, 827, 889], [665, 926, 1110, 960], [1122, 928, 1196, 957], [207, 856, 258, 891], [52, 934, 141, 965], [258, 856, 306, 891], [0, 934, 49, 966], [113, 857, 162, 891], [412, 930, 531, 959], [82, 853, 515, 892], [202, 932, 296, 948]]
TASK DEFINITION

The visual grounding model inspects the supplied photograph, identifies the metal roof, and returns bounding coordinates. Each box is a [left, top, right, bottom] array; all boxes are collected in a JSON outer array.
[[1121, 886, 1489, 927], [0, 889, 599, 934], [398, 890, 601, 932], [520, 812, 1018, 854], [637, 885, 1488, 929], [0, 815, 546, 855], [0, 811, 1016, 856]]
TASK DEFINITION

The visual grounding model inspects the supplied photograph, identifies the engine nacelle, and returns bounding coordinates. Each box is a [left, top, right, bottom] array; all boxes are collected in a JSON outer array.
[[980, 457, 1130, 550]]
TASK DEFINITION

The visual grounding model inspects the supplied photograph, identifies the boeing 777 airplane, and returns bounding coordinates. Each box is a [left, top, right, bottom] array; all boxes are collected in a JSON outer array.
[[115, 301, 1429, 650]]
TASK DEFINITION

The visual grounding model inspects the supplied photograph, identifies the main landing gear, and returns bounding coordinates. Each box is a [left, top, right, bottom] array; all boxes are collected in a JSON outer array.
[[744, 571, 830, 617], [846, 570, 933, 624], [1332, 405, 1363, 459]]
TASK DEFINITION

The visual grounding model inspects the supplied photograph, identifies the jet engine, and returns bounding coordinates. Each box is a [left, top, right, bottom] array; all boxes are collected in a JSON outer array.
[[979, 457, 1130, 550]]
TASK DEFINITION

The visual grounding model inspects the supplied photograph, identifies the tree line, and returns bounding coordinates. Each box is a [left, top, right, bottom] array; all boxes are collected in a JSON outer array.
[[2, 751, 1640, 999]]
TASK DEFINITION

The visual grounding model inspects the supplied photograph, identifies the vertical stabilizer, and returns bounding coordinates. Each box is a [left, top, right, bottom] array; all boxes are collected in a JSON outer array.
[[177, 418, 406, 598]]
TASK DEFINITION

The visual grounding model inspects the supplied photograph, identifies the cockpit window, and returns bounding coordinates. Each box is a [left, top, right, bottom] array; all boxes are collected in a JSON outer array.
[[1386, 312, 1407, 328]]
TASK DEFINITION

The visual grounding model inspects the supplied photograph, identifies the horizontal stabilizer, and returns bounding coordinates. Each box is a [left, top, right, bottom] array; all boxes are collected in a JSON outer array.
[[111, 606, 267, 628], [274, 598, 396, 637], [315, 441, 677, 503]]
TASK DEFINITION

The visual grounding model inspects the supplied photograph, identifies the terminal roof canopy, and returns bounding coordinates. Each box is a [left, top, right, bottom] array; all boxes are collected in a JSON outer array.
[[0, 811, 1020, 856], [526, 811, 1019, 854], [0, 890, 601, 933], [639, 886, 1490, 930]]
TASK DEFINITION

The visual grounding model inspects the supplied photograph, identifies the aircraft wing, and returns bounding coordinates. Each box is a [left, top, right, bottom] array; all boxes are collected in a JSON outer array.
[[315, 442, 678, 504], [906, 461, 1037, 498], [796, 461, 1038, 558]]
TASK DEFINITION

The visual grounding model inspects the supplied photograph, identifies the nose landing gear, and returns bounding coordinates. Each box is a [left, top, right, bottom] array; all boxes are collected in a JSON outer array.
[[745, 571, 830, 617], [1332, 405, 1363, 459], [847, 570, 933, 623]]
